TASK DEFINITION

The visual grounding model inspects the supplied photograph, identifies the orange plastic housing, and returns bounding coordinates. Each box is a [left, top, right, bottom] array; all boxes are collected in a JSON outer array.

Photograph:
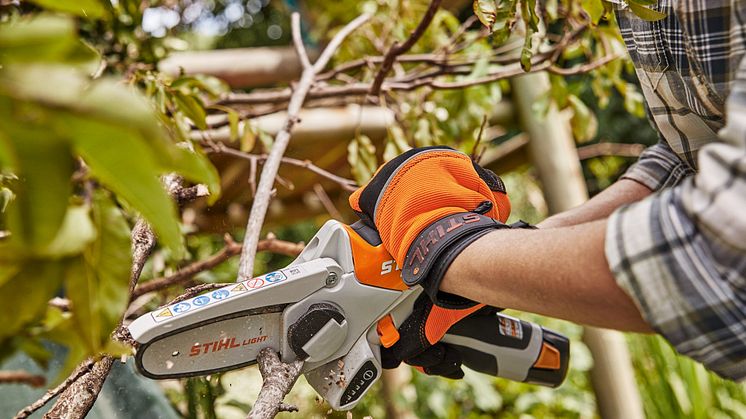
[[342, 224, 408, 291]]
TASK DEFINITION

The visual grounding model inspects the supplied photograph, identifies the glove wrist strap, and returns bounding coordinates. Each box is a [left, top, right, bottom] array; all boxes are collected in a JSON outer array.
[[402, 212, 508, 307]]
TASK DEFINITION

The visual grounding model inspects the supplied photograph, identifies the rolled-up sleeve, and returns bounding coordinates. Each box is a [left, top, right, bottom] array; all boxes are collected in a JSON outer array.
[[604, 61, 746, 380], [620, 139, 696, 191]]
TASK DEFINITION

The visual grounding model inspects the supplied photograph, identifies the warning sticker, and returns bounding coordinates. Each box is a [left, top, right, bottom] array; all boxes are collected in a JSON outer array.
[[172, 302, 191, 314], [212, 289, 230, 300], [154, 308, 173, 319], [246, 278, 265, 289], [498, 315, 523, 339], [231, 283, 247, 293], [264, 271, 286, 283], [193, 296, 210, 306]]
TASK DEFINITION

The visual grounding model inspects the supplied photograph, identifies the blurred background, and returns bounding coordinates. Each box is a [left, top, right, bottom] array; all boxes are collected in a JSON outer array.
[[1, 0, 745, 418]]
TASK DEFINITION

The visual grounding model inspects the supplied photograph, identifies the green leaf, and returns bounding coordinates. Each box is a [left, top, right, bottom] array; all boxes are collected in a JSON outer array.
[[473, 0, 497, 30], [0, 261, 65, 344], [240, 123, 257, 152], [347, 135, 377, 185], [63, 115, 184, 254], [627, 2, 667, 21], [0, 116, 75, 250], [208, 105, 240, 143], [27, 0, 106, 19], [581, 0, 605, 24], [173, 91, 208, 130], [568, 95, 598, 143], [42, 205, 97, 258], [65, 193, 131, 354]]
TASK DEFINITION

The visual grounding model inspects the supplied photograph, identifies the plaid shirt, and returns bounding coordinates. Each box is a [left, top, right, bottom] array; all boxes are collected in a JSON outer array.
[[605, 0, 746, 380]]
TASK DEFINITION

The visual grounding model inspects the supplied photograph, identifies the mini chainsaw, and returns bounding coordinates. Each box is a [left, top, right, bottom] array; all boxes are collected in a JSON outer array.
[[128, 220, 570, 410]]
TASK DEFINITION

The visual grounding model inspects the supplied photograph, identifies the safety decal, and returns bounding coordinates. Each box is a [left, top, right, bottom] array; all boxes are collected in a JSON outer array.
[[264, 271, 286, 283], [172, 302, 191, 314], [230, 283, 247, 293], [193, 296, 210, 306], [153, 308, 173, 320], [212, 289, 230, 300], [246, 278, 265, 289]]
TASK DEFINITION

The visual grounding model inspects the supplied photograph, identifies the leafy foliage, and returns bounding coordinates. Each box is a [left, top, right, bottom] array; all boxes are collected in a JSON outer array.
[[1, 2, 745, 419], [0, 5, 219, 378]]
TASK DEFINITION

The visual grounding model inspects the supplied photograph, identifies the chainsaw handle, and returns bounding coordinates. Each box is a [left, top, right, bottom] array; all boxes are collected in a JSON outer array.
[[442, 311, 570, 387]]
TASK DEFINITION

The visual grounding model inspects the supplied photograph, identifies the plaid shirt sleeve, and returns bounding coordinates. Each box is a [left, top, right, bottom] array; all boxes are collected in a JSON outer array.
[[620, 138, 695, 191], [605, 1, 746, 380], [605, 61, 746, 381]]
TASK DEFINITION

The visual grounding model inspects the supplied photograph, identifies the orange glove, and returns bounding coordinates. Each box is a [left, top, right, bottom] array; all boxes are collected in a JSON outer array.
[[350, 146, 512, 308]]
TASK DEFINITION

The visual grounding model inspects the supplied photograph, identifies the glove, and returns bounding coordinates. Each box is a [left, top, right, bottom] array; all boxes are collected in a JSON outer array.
[[349, 146, 511, 308], [380, 294, 504, 379]]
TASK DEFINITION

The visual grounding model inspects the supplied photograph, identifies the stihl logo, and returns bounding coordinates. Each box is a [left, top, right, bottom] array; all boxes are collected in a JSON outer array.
[[380, 260, 400, 275], [189, 335, 268, 357], [408, 213, 482, 274]]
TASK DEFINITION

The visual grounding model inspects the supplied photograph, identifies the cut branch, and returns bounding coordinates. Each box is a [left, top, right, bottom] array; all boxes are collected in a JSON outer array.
[[246, 348, 304, 419], [369, 0, 443, 96], [237, 12, 370, 281]]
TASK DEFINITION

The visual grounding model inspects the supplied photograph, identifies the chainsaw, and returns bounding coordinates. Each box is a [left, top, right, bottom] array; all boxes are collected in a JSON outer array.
[[128, 220, 570, 410]]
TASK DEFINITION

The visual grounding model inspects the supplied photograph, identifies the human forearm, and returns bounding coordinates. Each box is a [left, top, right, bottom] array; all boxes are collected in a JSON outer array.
[[440, 219, 653, 333], [538, 179, 652, 229]]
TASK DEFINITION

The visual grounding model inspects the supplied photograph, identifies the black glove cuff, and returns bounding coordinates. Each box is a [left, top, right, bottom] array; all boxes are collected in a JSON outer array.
[[402, 212, 509, 307]]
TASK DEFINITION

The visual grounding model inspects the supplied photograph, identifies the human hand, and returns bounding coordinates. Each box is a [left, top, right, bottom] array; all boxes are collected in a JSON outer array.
[[349, 146, 511, 307]]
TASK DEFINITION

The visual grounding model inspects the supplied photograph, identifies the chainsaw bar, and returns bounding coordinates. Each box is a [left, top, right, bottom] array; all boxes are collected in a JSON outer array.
[[135, 305, 285, 379]]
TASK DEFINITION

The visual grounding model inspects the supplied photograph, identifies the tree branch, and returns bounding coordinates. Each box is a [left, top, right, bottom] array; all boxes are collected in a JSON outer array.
[[203, 142, 358, 192], [576, 142, 645, 160], [291, 13, 312, 71], [132, 235, 304, 298], [246, 348, 304, 419], [237, 12, 370, 281], [41, 357, 114, 419], [369, 0, 443, 96], [13, 360, 95, 419], [0, 370, 46, 387]]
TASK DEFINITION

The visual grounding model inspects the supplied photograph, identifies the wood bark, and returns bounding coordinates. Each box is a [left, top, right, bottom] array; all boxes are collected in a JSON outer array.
[[246, 348, 304, 419]]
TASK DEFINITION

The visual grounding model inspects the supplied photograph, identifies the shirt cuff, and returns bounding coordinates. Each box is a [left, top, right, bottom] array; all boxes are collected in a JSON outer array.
[[605, 188, 746, 380], [620, 140, 695, 191]]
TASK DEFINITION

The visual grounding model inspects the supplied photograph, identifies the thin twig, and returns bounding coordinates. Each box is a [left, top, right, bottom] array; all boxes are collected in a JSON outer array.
[[471, 114, 488, 163], [548, 52, 622, 76], [369, 0, 443, 96], [313, 183, 344, 221], [215, 42, 609, 111], [203, 142, 358, 192], [237, 12, 370, 282], [292, 13, 312, 70], [0, 371, 46, 387]]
